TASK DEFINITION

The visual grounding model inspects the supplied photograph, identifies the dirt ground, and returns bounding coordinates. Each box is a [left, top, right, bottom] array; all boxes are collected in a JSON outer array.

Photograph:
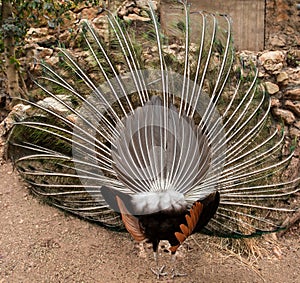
[[0, 154, 299, 283]]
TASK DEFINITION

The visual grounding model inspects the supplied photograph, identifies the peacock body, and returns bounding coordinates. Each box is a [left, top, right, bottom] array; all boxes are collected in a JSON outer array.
[[6, 0, 299, 277]]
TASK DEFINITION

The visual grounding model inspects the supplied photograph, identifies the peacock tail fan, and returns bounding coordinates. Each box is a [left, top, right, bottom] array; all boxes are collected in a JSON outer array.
[[6, 1, 299, 236]]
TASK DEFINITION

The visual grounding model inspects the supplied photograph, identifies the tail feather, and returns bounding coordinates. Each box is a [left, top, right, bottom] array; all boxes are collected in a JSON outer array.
[[5, 1, 299, 234]]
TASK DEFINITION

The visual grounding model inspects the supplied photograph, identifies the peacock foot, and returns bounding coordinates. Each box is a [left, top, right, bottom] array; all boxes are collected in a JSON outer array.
[[151, 265, 167, 279], [171, 268, 187, 278]]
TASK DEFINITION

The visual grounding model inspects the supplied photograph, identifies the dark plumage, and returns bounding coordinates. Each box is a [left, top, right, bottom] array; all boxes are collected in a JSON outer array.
[[102, 186, 219, 254]]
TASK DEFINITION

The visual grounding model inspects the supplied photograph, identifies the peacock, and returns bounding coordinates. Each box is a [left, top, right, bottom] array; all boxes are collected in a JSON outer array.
[[5, 0, 299, 278]]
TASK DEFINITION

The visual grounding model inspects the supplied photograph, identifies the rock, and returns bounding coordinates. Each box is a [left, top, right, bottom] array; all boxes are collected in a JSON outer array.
[[36, 47, 53, 59], [285, 100, 300, 117], [259, 51, 285, 73], [118, 0, 158, 19], [92, 17, 109, 41], [287, 68, 300, 84], [124, 13, 150, 22], [27, 27, 50, 38], [22, 43, 40, 71], [59, 30, 72, 43], [295, 121, 300, 129], [0, 104, 32, 137], [26, 27, 56, 45], [271, 98, 281, 107], [118, 0, 136, 17], [137, 0, 149, 9], [265, 82, 279, 94], [42, 56, 59, 68], [24, 43, 40, 53], [282, 155, 300, 180], [276, 71, 289, 83], [272, 108, 295, 124], [79, 7, 103, 21], [37, 95, 73, 114], [270, 35, 286, 47], [288, 50, 300, 61], [132, 7, 140, 14], [290, 127, 300, 138], [137, 0, 158, 10], [285, 88, 300, 100], [276, 0, 289, 21], [295, 140, 300, 157]]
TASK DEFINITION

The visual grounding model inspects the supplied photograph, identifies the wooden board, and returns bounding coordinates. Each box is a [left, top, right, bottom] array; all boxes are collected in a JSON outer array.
[[160, 0, 265, 51]]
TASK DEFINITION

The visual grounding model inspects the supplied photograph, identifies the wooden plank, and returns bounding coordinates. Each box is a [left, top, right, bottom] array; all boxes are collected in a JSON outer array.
[[160, 0, 265, 51]]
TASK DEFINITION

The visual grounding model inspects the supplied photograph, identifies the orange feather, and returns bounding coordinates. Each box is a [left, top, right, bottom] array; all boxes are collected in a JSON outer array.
[[174, 201, 203, 246], [116, 196, 146, 242], [180, 223, 189, 237], [175, 231, 186, 243], [169, 244, 180, 253]]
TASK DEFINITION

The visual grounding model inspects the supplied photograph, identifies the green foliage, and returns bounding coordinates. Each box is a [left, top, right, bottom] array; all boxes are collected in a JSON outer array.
[[287, 51, 300, 67], [0, 0, 101, 51]]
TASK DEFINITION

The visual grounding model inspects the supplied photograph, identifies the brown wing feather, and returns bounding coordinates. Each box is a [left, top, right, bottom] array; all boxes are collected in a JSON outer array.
[[169, 244, 180, 253], [179, 224, 189, 237], [116, 196, 146, 242], [175, 202, 203, 244], [185, 214, 194, 234], [174, 232, 186, 243]]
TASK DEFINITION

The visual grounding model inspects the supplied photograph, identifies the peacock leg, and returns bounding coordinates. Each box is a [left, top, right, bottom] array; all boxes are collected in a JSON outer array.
[[150, 241, 167, 279], [170, 253, 187, 278]]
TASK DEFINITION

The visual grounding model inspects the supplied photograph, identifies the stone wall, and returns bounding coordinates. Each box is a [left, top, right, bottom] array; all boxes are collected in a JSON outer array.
[[258, 49, 300, 178], [265, 0, 300, 50], [1, 0, 300, 178]]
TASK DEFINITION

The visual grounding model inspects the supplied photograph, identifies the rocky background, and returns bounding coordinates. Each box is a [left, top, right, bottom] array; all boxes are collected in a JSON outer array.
[[265, 0, 300, 50], [259, 48, 300, 179], [0, 2, 299, 283], [0, 0, 300, 178]]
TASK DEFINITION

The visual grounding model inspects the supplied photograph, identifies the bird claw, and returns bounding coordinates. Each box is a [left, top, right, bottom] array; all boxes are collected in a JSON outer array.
[[171, 268, 187, 278], [151, 265, 167, 279]]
